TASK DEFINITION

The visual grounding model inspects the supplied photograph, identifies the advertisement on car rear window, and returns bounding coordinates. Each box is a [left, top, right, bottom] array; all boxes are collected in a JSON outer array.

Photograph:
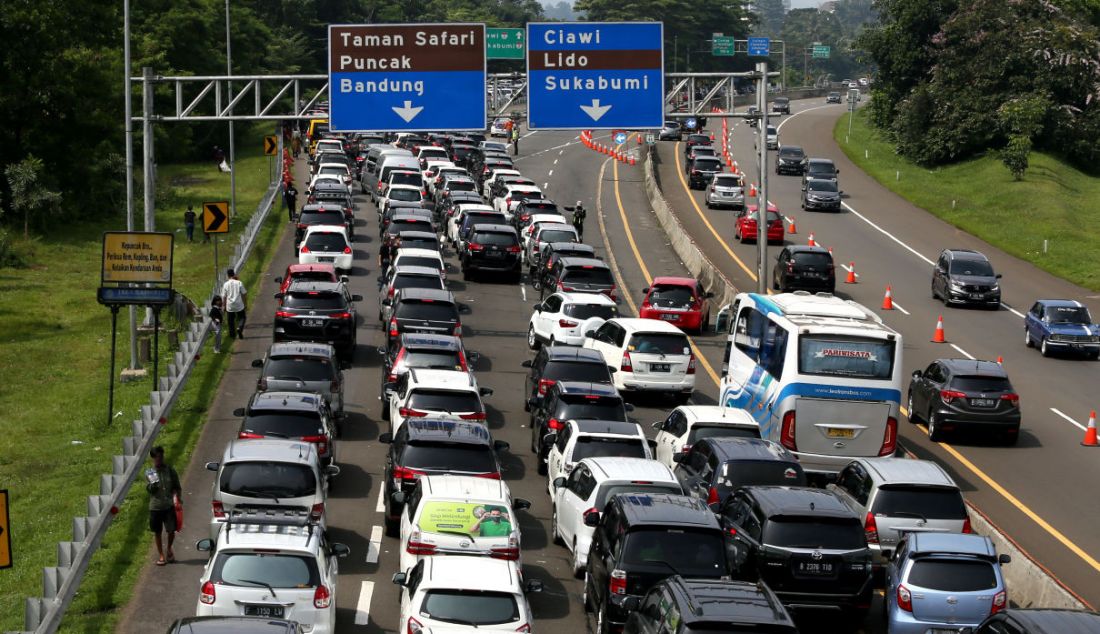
[[418, 501, 513, 537]]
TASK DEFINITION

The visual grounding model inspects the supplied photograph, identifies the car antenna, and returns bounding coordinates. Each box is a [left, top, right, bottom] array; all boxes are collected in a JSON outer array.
[[810, 501, 815, 511]]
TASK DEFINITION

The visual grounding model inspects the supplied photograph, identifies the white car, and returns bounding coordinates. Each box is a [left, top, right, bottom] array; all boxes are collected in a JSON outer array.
[[299, 224, 352, 273], [315, 162, 353, 193], [543, 419, 652, 498], [493, 185, 543, 222], [417, 146, 449, 169], [393, 555, 541, 633], [651, 405, 761, 468], [583, 318, 696, 400], [521, 214, 569, 252], [386, 368, 491, 432], [490, 117, 512, 137], [447, 203, 496, 245], [526, 223, 577, 265], [482, 168, 522, 198], [312, 139, 343, 156], [551, 457, 681, 576], [395, 475, 530, 573], [423, 160, 456, 185], [308, 173, 347, 194], [479, 140, 509, 155], [392, 247, 446, 280], [380, 184, 427, 216], [528, 292, 620, 348], [195, 514, 349, 633]]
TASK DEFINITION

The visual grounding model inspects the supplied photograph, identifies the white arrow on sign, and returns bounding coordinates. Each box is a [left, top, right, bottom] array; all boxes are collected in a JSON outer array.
[[580, 99, 612, 122], [392, 100, 424, 123]]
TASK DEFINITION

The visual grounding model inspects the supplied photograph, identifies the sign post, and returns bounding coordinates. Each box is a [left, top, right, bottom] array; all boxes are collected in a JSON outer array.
[[328, 24, 487, 132], [203, 201, 229, 289], [526, 22, 664, 130], [712, 35, 735, 57], [0, 490, 10, 570], [487, 28, 525, 60]]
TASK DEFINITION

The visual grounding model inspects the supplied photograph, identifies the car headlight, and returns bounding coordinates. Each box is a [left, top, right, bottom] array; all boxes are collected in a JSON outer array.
[[949, 280, 964, 289]]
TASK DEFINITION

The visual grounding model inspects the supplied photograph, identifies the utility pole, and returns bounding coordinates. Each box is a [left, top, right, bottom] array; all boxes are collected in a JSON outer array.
[[226, 0, 237, 218], [123, 0, 139, 369], [756, 60, 769, 294]]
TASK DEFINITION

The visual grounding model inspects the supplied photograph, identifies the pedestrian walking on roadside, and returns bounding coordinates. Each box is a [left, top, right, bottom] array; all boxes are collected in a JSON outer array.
[[291, 130, 302, 158], [221, 268, 247, 339], [183, 205, 196, 242], [511, 126, 520, 155], [572, 201, 587, 242], [209, 296, 224, 353], [145, 446, 182, 566], [284, 182, 298, 222]]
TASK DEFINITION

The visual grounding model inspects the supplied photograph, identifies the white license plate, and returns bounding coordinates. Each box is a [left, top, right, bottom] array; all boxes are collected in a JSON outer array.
[[795, 561, 835, 576], [722, 192, 733, 197], [969, 293, 984, 299], [659, 314, 679, 321], [302, 319, 326, 328], [244, 604, 284, 618], [970, 398, 996, 407], [318, 257, 335, 263], [650, 363, 671, 372]]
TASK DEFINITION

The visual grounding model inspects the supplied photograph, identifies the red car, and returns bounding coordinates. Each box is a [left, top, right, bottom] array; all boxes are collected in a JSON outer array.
[[734, 203, 785, 244], [275, 263, 339, 295], [639, 277, 714, 333]]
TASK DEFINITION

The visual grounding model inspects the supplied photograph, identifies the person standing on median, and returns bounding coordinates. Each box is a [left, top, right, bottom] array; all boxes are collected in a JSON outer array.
[[511, 125, 520, 155], [183, 205, 196, 242], [221, 268, 247, 339], [572, 201, 587, 242], [146, 446, 182, 566]]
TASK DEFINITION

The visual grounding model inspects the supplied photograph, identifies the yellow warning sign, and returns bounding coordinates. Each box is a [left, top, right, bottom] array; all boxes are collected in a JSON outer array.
[[101, 232, 174, 284], [0, 490, 11, 569], [203, 201, 229, 234], [264, 135, 278, 156]]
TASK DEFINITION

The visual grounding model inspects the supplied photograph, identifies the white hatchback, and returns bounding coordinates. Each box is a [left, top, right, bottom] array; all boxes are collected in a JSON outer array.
[[544, 419, 652, 498], [386, 368, 491, 433], [528, 291, 620, 348], [583, 318, 696, 400], [651, 405, 761, 468], [299, 225, 352, 273]]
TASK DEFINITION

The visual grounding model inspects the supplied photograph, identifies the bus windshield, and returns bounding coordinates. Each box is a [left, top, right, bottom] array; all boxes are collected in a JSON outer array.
[[798, 336, 895, 380]]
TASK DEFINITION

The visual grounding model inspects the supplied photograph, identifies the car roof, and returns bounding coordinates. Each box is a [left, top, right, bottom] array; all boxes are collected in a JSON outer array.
[[666, 578, 795, 627], [266, 342, 338, 358], [474, 224, 518, 235], [303, 224, 348, 236], [285, 263, 337, 275], [217, 521, 321, 552], [559, 257, 609, 268], [703, 438, 796, 463], [555, 381, 620, 398], [650, 276, 698, 287], [387, 183, 422, 191], [545, 346, 607, 363], [582, 457, 676, 482], [534, 223, 573, 234], [420, 474, 509, 501], [406, 419, 492, 445], [1000, 609, 1100, 631], [546, 242, 596, 254], [612, 317, 688, 334], [285, 280, 344, 294], [743, 486, 856, 519], [408, 368, 476, 389], [400, 334, 462, 351], [856, 457, 957, 487], [223, 438, 319, 464], [571, 419, 642, 436], [938, 358, 1009, 376], [675, 406, 759, 427], [397, 288, 455, 302], [248, 391, 325, 413], [944, 248, 988, 260], [558, 291, 616, 305], [421, 555, 521, 593], [615, 493, 719, 528], [395, 248, 443, 260], [168, 616, 302, 633], [785, 245, 831, 255], [392, 265, 443, 277], [908, 532, 996, 558]]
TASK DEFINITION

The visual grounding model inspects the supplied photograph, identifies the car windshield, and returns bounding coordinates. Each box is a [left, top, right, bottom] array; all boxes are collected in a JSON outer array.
[[595, 483, 682, 508], [396, 301, 458, 322], [220, 462, 317, 498], [565, 303, 619, 320], [799, 336, 895, 380], [712, 175, 742, 187], [282, 292, 346, 310], [778, 147, 804, 158], [563, 267, 613, 285], [403, 443, 496, 473], [693, 159, 722, 171], [716, 460, 806, 494], [557, 399, 625, 422], [213, 553, 319, 588], [473, 232, 518, 246], [808, 180, 838, 193], [241, 412, 324, 437], [545, 362, 613, 385], [950, 376, 1011, 392], [621, 528, 726, 576], [407, 390, 481, 413], [949, 259, 995, 276], [907, 559, 998, 592], [420, 590, 519, 626], [764, 517, 865, 550], [648, 285, 695, 308], [395, 256, 442, 270], [393, 275, 445, 292], [447, 181, 477, 192], [319, 167, 346, 177], [401, 350, 463, 371], [539, 230, 576, 244], [571, 437, 645, 461], [629, 334, 690, 355], [264, 357, 334, 382], [389, 189, 422, 202], [304, 233, 347, 251], [686, 425, 761, 444], [299, 211, 346, 226], [1047, 305, 1093, 324], [400, 237, 440, 251], [872, 486, 968, 520]]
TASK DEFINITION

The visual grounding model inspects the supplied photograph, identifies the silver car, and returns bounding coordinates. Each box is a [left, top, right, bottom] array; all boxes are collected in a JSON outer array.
[[252, 342, 347, 418], [705, 173, 745, 210]]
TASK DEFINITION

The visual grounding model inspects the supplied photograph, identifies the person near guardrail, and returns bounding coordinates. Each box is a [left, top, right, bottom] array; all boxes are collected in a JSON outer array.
[[145, 446, 182, 565], [221, 268, 247, 339], [209, 296, 224, 353], [283, 181, 298, 222], [183, 205, 196, 242]]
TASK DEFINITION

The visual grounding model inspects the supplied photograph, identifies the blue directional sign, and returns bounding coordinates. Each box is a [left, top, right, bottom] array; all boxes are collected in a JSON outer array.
[[527, 22, 664, 130], [613, 132, 627, 145], [747, 37, 771, 57], [329, 24, 487, 132], [686, 117, 697, 130]]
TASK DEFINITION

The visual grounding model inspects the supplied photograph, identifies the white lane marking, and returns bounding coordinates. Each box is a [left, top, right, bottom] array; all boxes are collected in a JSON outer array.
[[553, 159, 558, 165], [515, 139, 577, 162], [375, 481, 385, 513], [950, 343, 975, 359], [548, 169, 554, 177], [354, 581, 375, 625], [1005, 305, 1025, 318], [521, 284, 527, 301], [366, 525, 383, 564], [543, 182, 549, 189], [841, 201, 936, 266], [1051, 407, 1088, 432], [776, 104, 837, 132], [522, 130, 537, 139], [892, 300, 911, 316]]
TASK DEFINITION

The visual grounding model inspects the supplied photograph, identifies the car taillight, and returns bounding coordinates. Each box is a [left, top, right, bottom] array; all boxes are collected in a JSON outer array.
[[211, 500, 225, 518], [787, 261, 795, 273], [896, 584, 912, 612], [507, 245, 522, 254], [330, 312, 352, 320], [1000, 393, 1019, 404], [238, 432, 265, 440], [687, 354, 696, 375], [406, 530, 437, 555], [389, 319, 399, 337], [310, 502, 324, 521], [707, 486, 719, 506], [610, 569, 627, 595], [399, 407, 428, 418], [407, 617, 423, 634], [343, 246, 352, 254], [940, 389, 967, 403], [312, 583, 332, 609], [780, 411, 797, 451], [865, 512, 879, 544], [302, 435, 327, 455], [558, 318, 578, 328], [393, 466, 424, 481], [453, 324, 462, 337], [490, 533, 520, 560], [300, 245, 311, 254], [879, 416, 897, 456], [538, 378, 557, 395], [460, 411, 487, 421], [199, 581, 216, 605], [469, 242, 485, 252], [621, 351, 633, 372], [962, 517, 973, 534], [515, 624, 531, 633], [548, 417, 564, 431], [991, 590, 1007, 615]]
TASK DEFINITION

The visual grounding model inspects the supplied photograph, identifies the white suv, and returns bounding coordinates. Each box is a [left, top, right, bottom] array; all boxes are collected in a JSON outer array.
[[583, 318, 696, 401], [651, 405, 761, 468], [493, 184, 543, 221], [386, 368, 491, 431], [544, 419, 652, 497], [299, 225, 352, 274], [195, 513, 349, 633], [551, 457, 681, 576], [393, 555, 541, 633], [528, 292, 620, 348], [394, 475, 531, 573]]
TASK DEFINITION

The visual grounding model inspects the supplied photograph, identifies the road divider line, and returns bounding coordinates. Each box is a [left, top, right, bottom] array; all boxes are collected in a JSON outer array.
[[1051, 407, 1088, 432], [375, 482, 385, 513], [548, 169, 554, 176], [775, 103, 836, 132], [366, 525, 383, 564], [354, 581, 375, 625], [841, 201, 936, 267], [892, 300, 911, 316], [950, 343, 975, 359]]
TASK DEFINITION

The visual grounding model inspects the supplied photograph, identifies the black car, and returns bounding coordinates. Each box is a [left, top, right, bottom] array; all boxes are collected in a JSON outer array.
[[584, 493, 730, 634], [687, 156, 724, 189], [234, 391, 339, 466], [683, 133, 711, 155], [513, 199, 561, 230], [379, 418, 508, 535], [975, 608, 1100, 633], [772, 245, 836, 293], [717, 486, 874, 625], [528, 381, 627, 470], [386, 287, 466, 346], [802, 158, 839, 186], [622, 576, 798, 634], [523, 345, 614, 406], [456, 212, 508, 256], [380, 334, 470, 400], [774, 145, 807, 175], [295, 204, 353, 250], [435, 176, 480, 212], [381, 214, 435, 254], [932, 248, 1002, 308], [461, 224, 522, 281], [547, 257, 616, 299], [683, 144, 717, 169], [536, 242, 597, 289], [771, 96, 791, 115], [167, 616, 304, 633], [826, 91, 842, 104], [273, 280, 361, 361], [907, 358, 1021, 444], [673, 437, 806, 507], [437, 191, 485, 224], [381, 230, 440, 270], [802, 178, 842, 211], [380, 206, 432, 238]]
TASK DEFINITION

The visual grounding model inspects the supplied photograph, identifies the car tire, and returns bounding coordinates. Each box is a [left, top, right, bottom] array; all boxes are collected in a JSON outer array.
[[1003, 429, 1020, 446], [596, 603, 610, 634], [675, 392, 692, 405], [381, 404, 390, 421], [1040, 337, 1051, 357], [551, 505, 563, 545], [906, 392, 921, 423], [1024, 328, 1033, 348], [527, 325, 540, 350], [383, 506, 399, 537], [931, 283, 939, 301], [583, 573, 593, 613], [928, 413, 945, 442], [572, 542, 586, 578]]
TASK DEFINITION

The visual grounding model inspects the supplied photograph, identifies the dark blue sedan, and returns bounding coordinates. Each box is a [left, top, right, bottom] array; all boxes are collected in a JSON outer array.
[[1024, 299, 1100, 359]]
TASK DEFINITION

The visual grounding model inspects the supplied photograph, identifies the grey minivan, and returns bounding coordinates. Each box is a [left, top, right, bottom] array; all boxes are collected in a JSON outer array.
[[252, 342, 347, 418], [365, 147, 413, 201]]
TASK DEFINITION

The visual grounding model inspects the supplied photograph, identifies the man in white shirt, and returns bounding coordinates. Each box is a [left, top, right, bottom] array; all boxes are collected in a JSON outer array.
[[221, 268, 247, 338]]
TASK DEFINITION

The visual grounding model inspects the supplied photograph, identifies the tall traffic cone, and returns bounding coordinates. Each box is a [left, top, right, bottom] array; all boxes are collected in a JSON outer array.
[[787, 217, 797, 234], [996, 355, 1004, 364], [1083, 411, 1099, 446], [629, 154, 636, 166], [931, 315, 947, 343], [845, 262, 858, 284], [807, 232, 816, 247], [749, 183, 758, 197], [882, 286, 894, 310]]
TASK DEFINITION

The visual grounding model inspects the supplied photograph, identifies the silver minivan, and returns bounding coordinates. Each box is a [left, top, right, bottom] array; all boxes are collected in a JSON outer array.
[[365, 148, 413, 201], [252, 342, 347, 418]]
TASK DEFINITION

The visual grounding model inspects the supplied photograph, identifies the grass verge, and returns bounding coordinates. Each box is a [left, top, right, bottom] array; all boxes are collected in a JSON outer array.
[[0, 124, 287, 632], [834, 109, 1100, 291]]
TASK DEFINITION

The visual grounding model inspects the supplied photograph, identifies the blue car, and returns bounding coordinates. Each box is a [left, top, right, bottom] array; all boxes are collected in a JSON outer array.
[[885, 533, 1010, 634], [1024, 299, 1100, 359]]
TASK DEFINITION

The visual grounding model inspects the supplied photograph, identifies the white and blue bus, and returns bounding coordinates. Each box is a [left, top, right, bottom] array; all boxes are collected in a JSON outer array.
[[715, 292, 902, 476]]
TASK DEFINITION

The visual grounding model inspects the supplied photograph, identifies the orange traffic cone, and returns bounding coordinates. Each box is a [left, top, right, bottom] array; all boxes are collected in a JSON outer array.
[[845, 262, 858, 284], [882, 286, 894, 310], [931, 315, 947, 343], [1084, 411, 1099, 446], [787, 217, 797, 234], [807, 232, 816, 247], [749, 183, 758, 197], [629, 154, 636, 166], [996, 355, 1004, 364]]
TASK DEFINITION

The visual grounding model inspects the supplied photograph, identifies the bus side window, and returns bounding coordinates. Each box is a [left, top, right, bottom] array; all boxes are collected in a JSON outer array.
[[761, 323, 788, 379], [734, 307, 765, 361]]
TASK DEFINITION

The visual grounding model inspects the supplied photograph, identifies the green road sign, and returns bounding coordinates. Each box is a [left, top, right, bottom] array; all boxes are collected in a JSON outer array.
[[812, 45, 831, 59], [712, 35, 735, 57], [487, 28, 525, 60]]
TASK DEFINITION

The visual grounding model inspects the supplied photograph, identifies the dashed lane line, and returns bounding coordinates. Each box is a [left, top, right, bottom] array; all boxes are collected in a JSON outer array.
[[365, 525, 383, 564], [1051, 407, 1088, 432], [375, 481, 385, 513], [354, 581, 375, 625], [950, 343, 975, 360]]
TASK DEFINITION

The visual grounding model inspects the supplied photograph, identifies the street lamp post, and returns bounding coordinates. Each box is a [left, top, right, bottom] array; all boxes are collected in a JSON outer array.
[[226, 0, 237, 219]]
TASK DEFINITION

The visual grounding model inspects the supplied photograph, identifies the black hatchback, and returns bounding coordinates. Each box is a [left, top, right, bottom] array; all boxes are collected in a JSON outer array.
[[528, 381, 629, 470], [386, 288, 466, 346], [772, 245, 836, 293], [273, 281, 362, 361], [774, 145, 807, 175], [623, 576, 797, 634], [521, 345, 614, 411], [461, 224, 522, 281], [907, 358, 1021, 444], [673, 437, 806, 508]]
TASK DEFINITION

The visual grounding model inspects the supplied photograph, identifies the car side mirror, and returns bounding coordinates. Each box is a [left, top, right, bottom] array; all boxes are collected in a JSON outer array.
[[705, 291, 715, 299], [392, 572, 407, 586], [196, 538, 214, 552], [379, 433, 393, 444], [999, 554, 1012, 565], [715, 310, 730, 333], [607, 365, 617, 374], [672, 452, 686, 463], [647, 438, 658, 452], [273, 292, 285, 300], [624, 403, 634, 412], [232, 407, 246, 417], [494, 440, 510, 451], [881, 549, 893, 561], [392, 491, 407, 505], [352, 294, 363, 302], [524, 579, 544, 594], [274, 277, 283, 284], [521, 360, 533, 368], [341, 275, 350, 285], [652, 420, 664, 430], [479, 387, 494, 397], [458, 303, 472, 314], [468, 351, 481, 363], [383, 382, 396, 393], [330, 542, 351, 558], [533, 303, 542, 312], [512, 498, 532, 511], [621, 596, 641, 611], [325, 465, 341, 477], [205, 462, 219, 471], [543, 432, 558, 446], [340, 360, 352, 370], [585, 329, 597, 338], [835, 169, 839, 174], [381, 298, 391, 306], [912, 370, 922, 380], [583, 510, 601, 527], [641, 287, 650, 294], [251, 359, 264, 368], [527, 397, 539, 409], [995, 273, 1003, 279]]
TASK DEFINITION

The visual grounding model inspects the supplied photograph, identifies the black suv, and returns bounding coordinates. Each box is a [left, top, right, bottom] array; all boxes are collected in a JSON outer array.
[[381, 230, 439, 270], [774, 145, 807, 175], [801, 158, 839, 186], [536, 242, 597, 289], [584, 494, 730, 634], [522, 345, 614, 410], [273, 281, 361, 361], [529, 381, 630, 472], [687, 156, 724, 189], [716, 486, 873, 624], [385, 288, 465, 347], [683, 133, 711, 155], [623, 576, 798, 634], [234, 391, 339, 466], [513, 200, 561, 230], [907, 358, 1021, 444], [673, 438, 806, 508], [772, 246, 836, 293], [547, 257, 616, 299], [379, 418, 509, 535], [461, 224, 522, 281], [932, 248, 1002, 308]]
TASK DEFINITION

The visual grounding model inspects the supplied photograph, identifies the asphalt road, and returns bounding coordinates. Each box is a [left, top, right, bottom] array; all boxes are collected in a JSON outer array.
[[117, 128, 895, 633], [652, 96, 1100, 608]]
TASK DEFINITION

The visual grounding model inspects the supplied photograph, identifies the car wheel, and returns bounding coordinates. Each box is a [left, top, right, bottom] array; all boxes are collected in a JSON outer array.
[[927, 413, 945, 442], [549, 337, 558, 348], [906, 392, 921, 423], [582, 573, 593, 613], [551, 505, 563, 545], [1024, 327, 1033, 348], [931, 283, 939, 301], [597, 603, 609, 634], [1002, 429, 1020, 446], [527, 325, 539, 350], [674, 392, 692, 405], [1040, 337, 1051, 357]]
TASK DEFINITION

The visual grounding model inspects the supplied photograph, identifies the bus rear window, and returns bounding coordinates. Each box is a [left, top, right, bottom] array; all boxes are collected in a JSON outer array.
[[798, 336, 895, 380]]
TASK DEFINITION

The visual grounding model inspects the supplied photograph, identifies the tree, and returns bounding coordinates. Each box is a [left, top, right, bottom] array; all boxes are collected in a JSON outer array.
[[997, 94, 1049, 179], [753, 0, 786, 38], [5, 156, 62, 238]]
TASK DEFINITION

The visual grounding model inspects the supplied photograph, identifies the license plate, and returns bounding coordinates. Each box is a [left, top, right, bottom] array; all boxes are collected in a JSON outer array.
[[722, 192, 733, 197], [659, 314, 679, 321], [969, 293, 984, 299], [826, 427, 855, 438], [650, 363, 671, 372], [302, 319, 325, 328], [795, 561, 835, 576], [243, 604, 284, 618], [929, 629, 970, 634], [970, 398, 996, 407], [318, 257, 335, 263]]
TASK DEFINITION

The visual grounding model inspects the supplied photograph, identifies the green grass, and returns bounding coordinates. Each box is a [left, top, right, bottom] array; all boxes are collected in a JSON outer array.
[[834, 109, 1100, 290], [0, 125, 287, 632]]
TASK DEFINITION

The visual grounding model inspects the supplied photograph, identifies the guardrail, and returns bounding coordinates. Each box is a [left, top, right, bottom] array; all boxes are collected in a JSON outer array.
[[14, 184, 279, 634]]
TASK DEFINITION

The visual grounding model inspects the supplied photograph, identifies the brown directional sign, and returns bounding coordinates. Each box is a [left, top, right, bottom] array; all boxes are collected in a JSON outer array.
[[263, 135, 278, 156], [0, 490, 11, 569], [203, 201, 229, 233]]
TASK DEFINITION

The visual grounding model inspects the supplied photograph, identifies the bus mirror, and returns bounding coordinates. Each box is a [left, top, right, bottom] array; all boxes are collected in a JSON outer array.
[[715, 307, 731, 333]]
